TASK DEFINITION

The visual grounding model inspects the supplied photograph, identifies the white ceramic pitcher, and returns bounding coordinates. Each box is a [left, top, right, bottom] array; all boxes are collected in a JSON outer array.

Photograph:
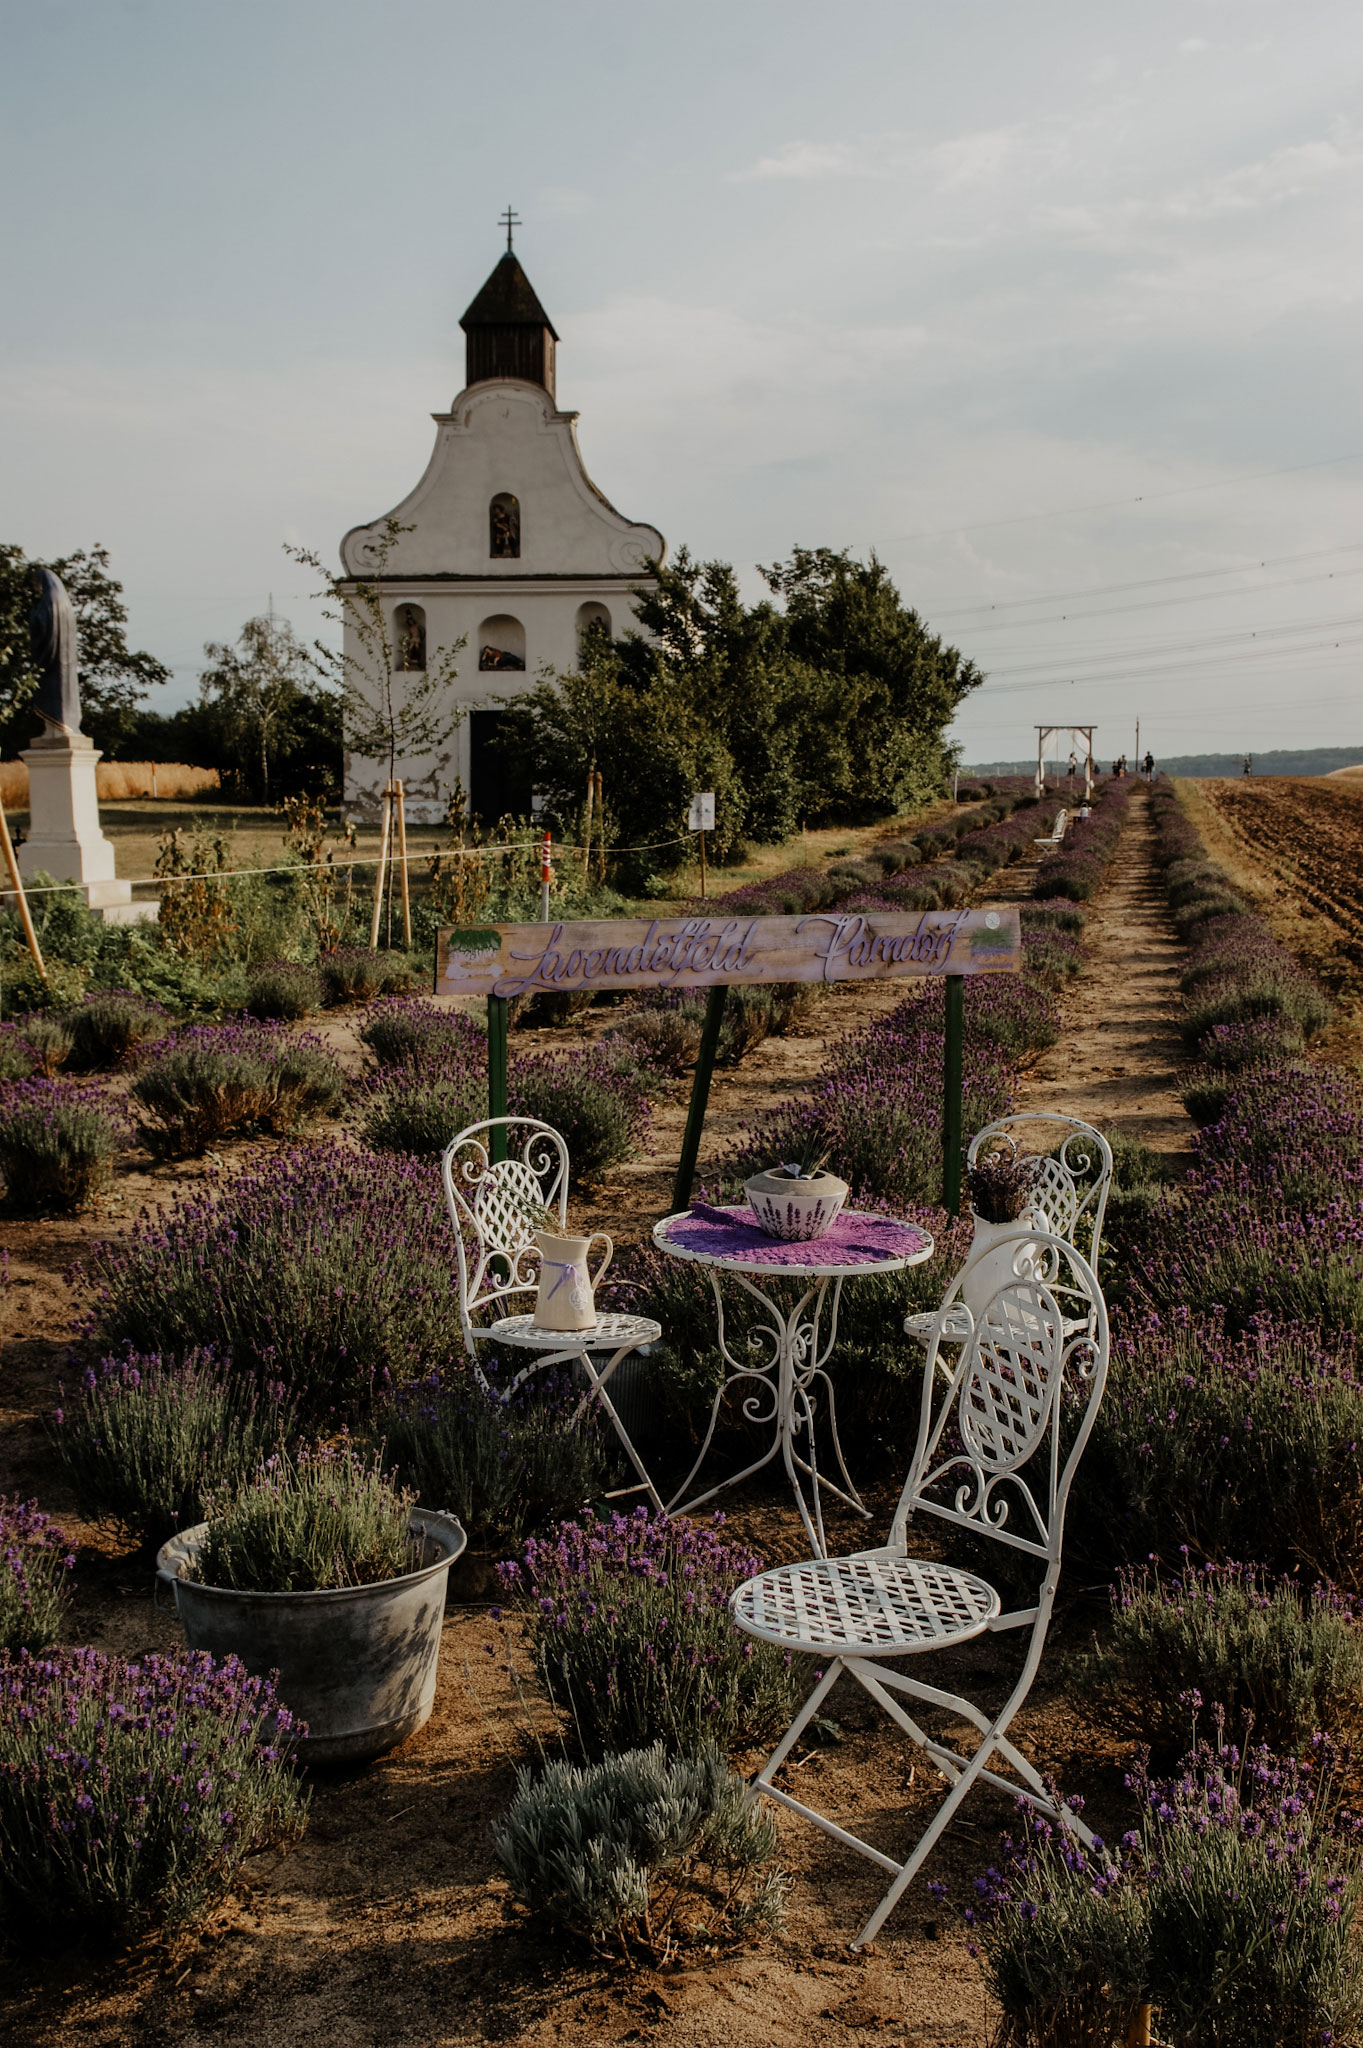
[[531, 1228, 613, 1333]]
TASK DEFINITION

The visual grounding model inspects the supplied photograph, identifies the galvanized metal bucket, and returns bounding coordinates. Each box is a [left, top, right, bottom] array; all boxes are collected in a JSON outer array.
[[155, 1508, 467, 1765]]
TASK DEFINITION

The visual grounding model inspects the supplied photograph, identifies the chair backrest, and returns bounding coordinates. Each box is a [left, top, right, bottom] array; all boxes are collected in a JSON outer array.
[[440, 1117, 570, 1333], [891, 1231, 1108, 1575], [966, 1114, 1113, 1265], [1053, 809, 1068, 839]]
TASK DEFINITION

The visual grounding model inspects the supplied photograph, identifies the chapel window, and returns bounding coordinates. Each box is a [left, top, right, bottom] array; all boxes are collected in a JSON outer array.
[[478, 613, 526, 671]]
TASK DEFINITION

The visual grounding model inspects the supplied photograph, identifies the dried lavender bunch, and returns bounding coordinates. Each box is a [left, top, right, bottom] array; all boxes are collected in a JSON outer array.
[[200, 1442, 415, 1594], [0, 1495, 74, 1651], [0, 1646, 308, 1939], [967, 1148, 1042, 1224]]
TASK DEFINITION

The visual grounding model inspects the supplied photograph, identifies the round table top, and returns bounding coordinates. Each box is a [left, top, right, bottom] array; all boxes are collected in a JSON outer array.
[[653, 1204, 935, 1278]]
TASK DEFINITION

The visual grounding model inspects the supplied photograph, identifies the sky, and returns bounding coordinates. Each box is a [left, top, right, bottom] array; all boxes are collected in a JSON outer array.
[[2, 0, 1361, 765]]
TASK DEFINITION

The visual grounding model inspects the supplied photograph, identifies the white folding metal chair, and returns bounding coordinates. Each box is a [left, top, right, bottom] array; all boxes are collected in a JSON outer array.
[[731, 1231, 1109, 1948], [904, 1114, 1113, 1348], [440, 1116, 663, 1511]]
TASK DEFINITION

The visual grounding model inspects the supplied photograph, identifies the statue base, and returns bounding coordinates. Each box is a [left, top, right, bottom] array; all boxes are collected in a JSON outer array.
[[18, 741, 155, 925]]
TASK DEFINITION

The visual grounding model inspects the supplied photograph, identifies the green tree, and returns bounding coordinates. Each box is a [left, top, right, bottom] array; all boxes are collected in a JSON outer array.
[[288, 519, 466, 807], [0, 542, 171, 756], [199, 613, 320, 803]]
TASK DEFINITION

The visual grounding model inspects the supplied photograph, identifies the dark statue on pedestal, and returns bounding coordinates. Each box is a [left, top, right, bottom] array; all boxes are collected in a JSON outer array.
[[29, 568, 83, 740]]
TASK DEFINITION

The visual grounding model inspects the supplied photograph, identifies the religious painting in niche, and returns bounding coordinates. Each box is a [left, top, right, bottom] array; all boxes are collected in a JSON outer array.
[[394, 603, 427, 672], [489, 493, 520, 559], [478, 612, 526, 671]]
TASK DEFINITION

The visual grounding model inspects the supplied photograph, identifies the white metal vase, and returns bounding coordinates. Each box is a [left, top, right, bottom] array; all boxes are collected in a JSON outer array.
[[531, 1228, 612, 1332], [744, 1168, 850, 1242], [960, 1212, 1040, 1321]]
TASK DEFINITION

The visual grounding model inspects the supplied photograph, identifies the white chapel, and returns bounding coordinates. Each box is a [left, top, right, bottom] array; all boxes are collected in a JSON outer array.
[[339, 225, 665, 823]]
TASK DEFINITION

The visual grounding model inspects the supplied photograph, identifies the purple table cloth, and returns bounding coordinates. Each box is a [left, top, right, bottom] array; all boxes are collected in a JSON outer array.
[[662, 1203, 932, 1269]]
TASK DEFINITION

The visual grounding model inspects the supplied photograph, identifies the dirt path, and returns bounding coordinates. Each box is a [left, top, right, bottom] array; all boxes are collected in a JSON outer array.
[[1012, 786, 1194, 1164]]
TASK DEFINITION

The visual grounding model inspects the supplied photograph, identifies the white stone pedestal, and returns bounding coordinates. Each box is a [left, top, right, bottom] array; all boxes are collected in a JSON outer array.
[[18, 742, 150, 924]]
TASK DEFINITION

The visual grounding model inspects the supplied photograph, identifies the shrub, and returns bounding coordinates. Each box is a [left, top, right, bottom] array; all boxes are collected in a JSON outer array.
[[957, 1732, 1363, 2048], [0, 1496, 73, 1651], [15, 1012, 72, 1076], [131, 1020, 345, 1155], [379, 1372, 610, 1548], [67, 990, 168, 1069], [1138, 1730, 1363, 2048], [80, 1142, 465, 1416], [361, 1065, 488, 1157], [1196, 1014, 1305, 1070], [318, 946, 418, 1006], [358, 995, 484, 1069], [603, 1003, 703, 1078], [1183, 969, 1330, 1045], [0, 1077, 128, 1211], [52, 1347, 299, 1544], [1086, 1560, 1363, 1761], [512, 1048, 649, 1180], [955, 1806, 1146, 2048], [494, 1744, 786, 1962], [243, 959, 324, 1020], [200, 1442, 414, 1594], [1020, 898, 1088, 936], [1071, 1312, 1363, 1584], [0, 1646, 309, 1941], [0, 1022, 37, 1081], [497, 1508, 799, 1758]]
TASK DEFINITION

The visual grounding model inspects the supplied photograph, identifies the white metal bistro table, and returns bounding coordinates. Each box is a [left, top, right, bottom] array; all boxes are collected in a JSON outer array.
[[652, 1205, 934, 1558]]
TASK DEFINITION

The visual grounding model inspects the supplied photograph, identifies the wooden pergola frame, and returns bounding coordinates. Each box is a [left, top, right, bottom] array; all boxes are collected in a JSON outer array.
[[1035, 725, 1096, 800]]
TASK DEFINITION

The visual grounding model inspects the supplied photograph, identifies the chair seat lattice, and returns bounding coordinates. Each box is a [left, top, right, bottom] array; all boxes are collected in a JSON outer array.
[[484, 1311, 662, 1351], [733, 1552, 1000, 1657]]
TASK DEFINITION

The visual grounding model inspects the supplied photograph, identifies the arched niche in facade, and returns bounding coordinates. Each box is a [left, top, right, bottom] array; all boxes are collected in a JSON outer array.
[[478, 613, 526, 671], [575, 600, 612, 649], [489, 493, 520, 560], [393, 602, 427, 672]]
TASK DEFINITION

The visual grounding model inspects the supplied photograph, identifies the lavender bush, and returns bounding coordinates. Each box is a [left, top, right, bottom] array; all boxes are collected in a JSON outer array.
[[0, 1496, 73, 1652], [12, 1012, 70, 1076], [512, 1047, 649, 1179], [52, 1347, 299, 1544], [67, 989, 168, 1069], [497, 1508, 798, 1757], [200, 1442, 414, 1593], [1071, 1311, 1363, 1584], [1086, 1559, 1363, 1760], [317, 946, 418, 1006], [358, 995, 485, 1069], [243, 958, 324, 1021], [0, 1076, 129, 1211], [361, 1065, 487, 1157], [379, 1371, 610, 1547], [494, 1744, 786, 1962], [131, 1018, 345, 1155], [0, 1646, 308, 1939], [80, 1142, 465, 1414]]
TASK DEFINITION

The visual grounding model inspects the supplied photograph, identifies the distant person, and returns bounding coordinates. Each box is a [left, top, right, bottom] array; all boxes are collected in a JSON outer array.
[[1067, 750, 1078, 781], [1243, 754, 1253, 776], [1143, 751, 1154, 780]]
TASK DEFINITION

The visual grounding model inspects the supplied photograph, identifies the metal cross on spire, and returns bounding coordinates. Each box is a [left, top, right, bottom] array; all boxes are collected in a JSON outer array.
[[500, 204, 521, 252]]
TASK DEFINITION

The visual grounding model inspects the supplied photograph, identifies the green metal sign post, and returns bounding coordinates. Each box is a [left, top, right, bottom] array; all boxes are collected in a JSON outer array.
[[942, 973, 965, 1216], [670, 985, 729, 1214], [486, 995, 510, 1163]]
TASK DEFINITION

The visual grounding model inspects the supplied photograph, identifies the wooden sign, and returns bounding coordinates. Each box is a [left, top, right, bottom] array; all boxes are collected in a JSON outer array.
[[436, 906, 1021, 1000]]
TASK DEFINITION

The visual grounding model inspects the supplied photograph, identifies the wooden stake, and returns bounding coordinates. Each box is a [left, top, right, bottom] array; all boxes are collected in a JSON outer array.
[[582, 767, 595, 880], [1124, 2007, 1152, 2048], [368, 783, 393, 950], [394, 780, 412, 948], [0, 800, 45, 980], [593, 769, 604, 883], [670, 985, 728, 1214], [698, 828, 707, 899]]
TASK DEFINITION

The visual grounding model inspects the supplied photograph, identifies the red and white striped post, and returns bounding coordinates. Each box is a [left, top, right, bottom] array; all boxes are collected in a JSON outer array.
[[539, 829, 552, 922]]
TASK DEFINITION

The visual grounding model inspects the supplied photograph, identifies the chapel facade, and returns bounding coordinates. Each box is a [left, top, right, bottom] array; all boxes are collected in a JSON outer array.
[[339, 236, 665, 822]]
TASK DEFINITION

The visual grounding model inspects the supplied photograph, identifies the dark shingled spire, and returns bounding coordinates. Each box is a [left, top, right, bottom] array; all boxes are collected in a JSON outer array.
[[460, 253, 559, 396]]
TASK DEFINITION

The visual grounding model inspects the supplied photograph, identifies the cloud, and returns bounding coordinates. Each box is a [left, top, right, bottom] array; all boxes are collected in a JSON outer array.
[[731, 139, 870, 182], [1179, 37, 1209, 54], [1164, 131, 1363, 216]]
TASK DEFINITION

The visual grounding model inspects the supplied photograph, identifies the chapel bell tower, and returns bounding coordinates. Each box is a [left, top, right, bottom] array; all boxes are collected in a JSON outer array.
[[460, 209, 559, 398]]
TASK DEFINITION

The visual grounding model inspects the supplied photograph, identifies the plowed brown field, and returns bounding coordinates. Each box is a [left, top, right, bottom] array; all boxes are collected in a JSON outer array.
[[1193, 776, 1363, 1061]]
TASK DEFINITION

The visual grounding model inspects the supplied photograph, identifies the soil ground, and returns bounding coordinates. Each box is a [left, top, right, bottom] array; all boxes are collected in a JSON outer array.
[[2, 790, 1190, 2048], [1182, 775, 1363, 1072]]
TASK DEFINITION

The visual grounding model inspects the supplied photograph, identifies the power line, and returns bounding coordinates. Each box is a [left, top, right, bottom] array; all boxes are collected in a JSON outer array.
[[930, 541, 1363, 620], [877, 449, 1363, 545], [952, 562, 1363, 636]]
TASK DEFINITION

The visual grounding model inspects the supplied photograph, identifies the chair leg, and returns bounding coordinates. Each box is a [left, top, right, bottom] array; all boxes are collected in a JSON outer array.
[[753, 1661, 845, 1789], [576, 1346, 664, 1514]]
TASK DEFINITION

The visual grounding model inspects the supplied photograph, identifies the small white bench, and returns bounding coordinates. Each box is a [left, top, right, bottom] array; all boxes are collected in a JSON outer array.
[[1035, 807, 1068, 847]]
